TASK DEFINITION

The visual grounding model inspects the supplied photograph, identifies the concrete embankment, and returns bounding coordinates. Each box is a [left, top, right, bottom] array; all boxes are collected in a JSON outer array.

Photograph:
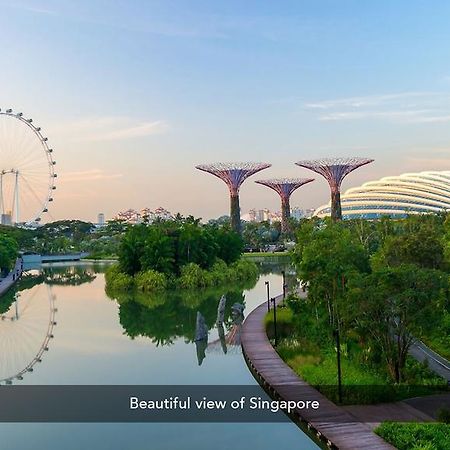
[[0, 258, 23, 297]]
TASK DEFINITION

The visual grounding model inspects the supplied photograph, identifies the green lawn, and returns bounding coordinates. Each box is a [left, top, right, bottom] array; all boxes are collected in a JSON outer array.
[[375, 422, 450, 450], [265, 306, 446, 405]]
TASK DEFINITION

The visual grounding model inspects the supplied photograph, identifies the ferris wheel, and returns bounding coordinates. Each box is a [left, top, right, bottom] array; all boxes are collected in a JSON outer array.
[[0, 280, 57, 385], [0, 108, 56, 225]]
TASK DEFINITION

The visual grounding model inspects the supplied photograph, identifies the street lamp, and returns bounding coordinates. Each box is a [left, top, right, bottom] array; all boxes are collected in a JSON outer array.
[[265, 281, 270, 312], [281, 270, 287, 304], [333, 328, 343, 404], [271, 297, 278, 347]]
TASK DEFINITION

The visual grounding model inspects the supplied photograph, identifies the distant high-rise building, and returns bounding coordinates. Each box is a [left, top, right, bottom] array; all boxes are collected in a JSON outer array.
[[97, 213, 105, 226], [115, 207, 173, 224], [1, 213, 12, 226]]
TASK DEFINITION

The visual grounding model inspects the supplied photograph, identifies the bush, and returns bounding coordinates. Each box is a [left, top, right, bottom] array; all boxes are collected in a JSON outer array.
[[135, 270, 167, 291], [375, 422, 450, 450], [178, 263, 211, 289], [437, 408, 450, 424], [229, 259, 259, 282], [265, 307, 295, 338], [106, 257, 259, 291], [105, 265, 134, 290]]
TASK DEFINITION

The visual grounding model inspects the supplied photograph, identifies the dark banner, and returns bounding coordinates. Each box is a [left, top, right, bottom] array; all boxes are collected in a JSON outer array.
[[0, 385, 448, 423]]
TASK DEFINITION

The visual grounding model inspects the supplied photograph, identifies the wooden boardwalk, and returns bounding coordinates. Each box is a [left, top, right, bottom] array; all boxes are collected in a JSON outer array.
[[241, 295, 395, 450]]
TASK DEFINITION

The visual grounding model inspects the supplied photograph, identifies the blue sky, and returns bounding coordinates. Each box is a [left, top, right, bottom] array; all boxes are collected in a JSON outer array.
[[2, 0, 450, 221]]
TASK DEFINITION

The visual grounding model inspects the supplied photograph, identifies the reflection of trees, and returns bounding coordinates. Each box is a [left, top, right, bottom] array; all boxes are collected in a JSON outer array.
[[0, 271, 44, 314], [41, 266, 97, 286], [106, 283, 253, 347], [255, 258, 299, 291]]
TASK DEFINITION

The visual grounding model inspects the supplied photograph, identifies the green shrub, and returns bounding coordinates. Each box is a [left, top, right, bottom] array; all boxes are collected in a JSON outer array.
[[105, 265, 134, 290], [135, 270, 167, 291], [178, 263, 211, 289], [229, 259, 259, 282], [265, 307, 295, 338], [437, 408, 450, 424]]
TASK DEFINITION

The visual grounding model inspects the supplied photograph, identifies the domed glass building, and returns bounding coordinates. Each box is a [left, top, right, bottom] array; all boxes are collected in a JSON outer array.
[[314, 171, 450, 219]]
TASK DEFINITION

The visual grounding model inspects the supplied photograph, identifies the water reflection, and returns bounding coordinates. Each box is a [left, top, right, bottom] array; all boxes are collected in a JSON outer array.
[[105, 280, 255, 349], [0, 272, 56, 385], [0, 264, 101, 385]]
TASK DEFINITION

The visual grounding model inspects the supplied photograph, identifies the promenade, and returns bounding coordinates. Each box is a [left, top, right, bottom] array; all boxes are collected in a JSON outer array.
[[0, 258, 23, 297], [241, 294, 394, 450]]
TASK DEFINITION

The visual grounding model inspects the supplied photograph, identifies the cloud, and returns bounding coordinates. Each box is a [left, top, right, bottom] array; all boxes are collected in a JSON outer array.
[[61, 169, 123, 182], [319, 109, 435, 122], [89, 120, 168, 141], [304, 91, 450, 124], [3, 1, 57, 15], [305, 92, 436, 110], [52, 116, 168, 142]]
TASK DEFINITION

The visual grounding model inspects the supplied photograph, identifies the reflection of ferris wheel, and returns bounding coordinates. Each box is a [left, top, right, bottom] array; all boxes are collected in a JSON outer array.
[[0, 108, 57, 225], [0, 282, 57, 384]]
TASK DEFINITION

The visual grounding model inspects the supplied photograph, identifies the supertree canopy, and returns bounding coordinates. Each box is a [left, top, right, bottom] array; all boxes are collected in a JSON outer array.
[[255, 178, 314, 233], [295, 157, 373, 221], [196, 162, 271, 233]]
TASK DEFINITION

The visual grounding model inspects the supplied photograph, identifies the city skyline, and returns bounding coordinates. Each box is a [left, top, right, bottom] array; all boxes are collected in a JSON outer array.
[[2, 1, 450, 222]]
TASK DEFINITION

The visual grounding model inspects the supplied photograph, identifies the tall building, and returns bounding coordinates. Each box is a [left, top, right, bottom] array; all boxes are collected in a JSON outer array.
[[1, 213, 12, 226], [97, 213, 105, 226]]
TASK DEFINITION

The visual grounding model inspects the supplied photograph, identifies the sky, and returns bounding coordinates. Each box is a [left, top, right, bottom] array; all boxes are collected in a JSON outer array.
[[2, 0, 450, 222]]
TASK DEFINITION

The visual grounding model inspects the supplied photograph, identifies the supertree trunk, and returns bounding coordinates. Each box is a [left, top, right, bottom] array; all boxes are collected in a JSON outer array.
[[230, 193, 241, 234], [331, 190, 342, 221], [281, 198, 291, 234]]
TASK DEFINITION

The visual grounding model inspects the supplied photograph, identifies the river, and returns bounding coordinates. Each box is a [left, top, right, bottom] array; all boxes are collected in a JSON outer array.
[[0, 262, 318, 450]]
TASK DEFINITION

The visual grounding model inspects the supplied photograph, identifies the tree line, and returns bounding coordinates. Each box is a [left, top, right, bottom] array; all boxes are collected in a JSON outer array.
[[292, 214, 450, 383]]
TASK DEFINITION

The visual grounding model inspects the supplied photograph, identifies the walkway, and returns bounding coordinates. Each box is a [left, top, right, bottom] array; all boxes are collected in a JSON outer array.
[[409, 339, 450, 382], [241, 294, 394, 450], [0, 258, 23, 297]]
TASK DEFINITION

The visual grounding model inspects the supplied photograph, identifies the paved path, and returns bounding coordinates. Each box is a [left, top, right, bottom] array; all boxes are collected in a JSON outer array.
[[241, 294, 394, 450], [0, 258, 23, 297], [409, 339, 450, 382]]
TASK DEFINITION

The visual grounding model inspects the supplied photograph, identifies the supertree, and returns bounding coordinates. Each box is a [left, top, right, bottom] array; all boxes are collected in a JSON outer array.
[[255, 178, 314, 233], [195, 162, 271, 233], [295, 157, 373, 221]]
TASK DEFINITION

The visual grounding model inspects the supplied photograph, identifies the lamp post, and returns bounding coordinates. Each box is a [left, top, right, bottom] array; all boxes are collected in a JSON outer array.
[[281, 270, 286, 301], [271, 297, 278, 347], [265, 281, 270, 312], [333, 327, 343, 404]]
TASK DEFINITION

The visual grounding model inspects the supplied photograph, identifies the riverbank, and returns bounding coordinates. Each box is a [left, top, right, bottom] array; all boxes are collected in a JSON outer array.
[[0, 258, 23, 297]]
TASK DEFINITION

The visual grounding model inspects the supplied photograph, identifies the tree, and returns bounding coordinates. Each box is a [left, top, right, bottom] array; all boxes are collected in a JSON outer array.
[[294, 221, 370, 326], [210, 226, 243, 264], [373, 228, 445, 270], [348, 264, 448, 382], [141, 226, 175, 275], [0, 235, 19, 274], [118, 224, 148, 275]]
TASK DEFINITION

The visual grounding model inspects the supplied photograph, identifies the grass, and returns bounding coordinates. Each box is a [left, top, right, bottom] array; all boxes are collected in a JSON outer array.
[[265, 304, 446, 405], [375, 422, 450, 450]]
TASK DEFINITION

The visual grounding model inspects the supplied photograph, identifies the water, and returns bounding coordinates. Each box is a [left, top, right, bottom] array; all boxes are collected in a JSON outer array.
[[0, 262, 319, 450]]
